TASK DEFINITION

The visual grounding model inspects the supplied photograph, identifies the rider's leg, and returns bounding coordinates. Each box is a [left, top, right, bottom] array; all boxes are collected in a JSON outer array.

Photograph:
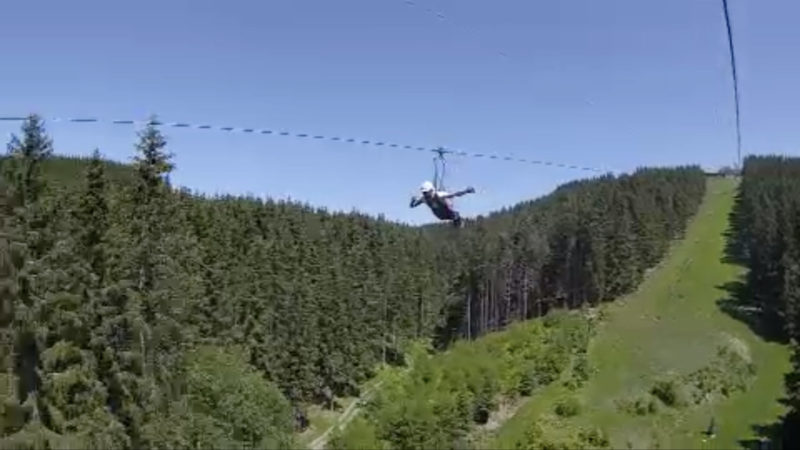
[[451, 210, 462, 228]]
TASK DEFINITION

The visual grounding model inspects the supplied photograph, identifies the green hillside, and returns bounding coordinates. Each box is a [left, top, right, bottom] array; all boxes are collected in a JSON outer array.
[[3, 154, 137, 188], [487, 177, 791, 449]]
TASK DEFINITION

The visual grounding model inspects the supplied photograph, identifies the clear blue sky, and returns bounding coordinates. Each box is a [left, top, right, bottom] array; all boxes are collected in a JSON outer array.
[[2, 0, 797, 224]]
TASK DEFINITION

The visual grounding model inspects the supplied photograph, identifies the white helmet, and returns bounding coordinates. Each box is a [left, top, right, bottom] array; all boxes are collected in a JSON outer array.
[[420, 181, 435, 193]]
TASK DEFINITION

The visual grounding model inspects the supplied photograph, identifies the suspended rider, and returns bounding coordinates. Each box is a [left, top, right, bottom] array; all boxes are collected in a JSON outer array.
[[410, 180, 475, 228]]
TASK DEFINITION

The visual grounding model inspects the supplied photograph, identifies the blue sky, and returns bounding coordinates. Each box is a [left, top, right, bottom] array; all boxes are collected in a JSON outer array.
[[2, 0, 797, 224]]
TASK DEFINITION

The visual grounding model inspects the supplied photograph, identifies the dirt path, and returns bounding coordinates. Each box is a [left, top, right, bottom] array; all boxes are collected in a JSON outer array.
[[308, 380, 385, 450]]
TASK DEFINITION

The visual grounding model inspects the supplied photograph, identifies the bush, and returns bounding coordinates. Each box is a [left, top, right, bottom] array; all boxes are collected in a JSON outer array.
[[534, 352, 566, 386], [328, 417, 386, 450], [683, 344, 758, 404], [182, 346, 294, 448], [516, 421, 544, 450], [635, 396, 659, 415], [350, 312, 593, 449], [543, 310, 568, 329], [554, 396, 581, 417], [646, 396, 659, 414], [573, 352, 589, 383], [615, 394, 658, 416], [650, 378, 686, 407], [516, 418, 606, 450], [562, 375, 581, 391], [519, 365, 540, 396], [135, 346, 295, 449], [579, 426, 610, 448]]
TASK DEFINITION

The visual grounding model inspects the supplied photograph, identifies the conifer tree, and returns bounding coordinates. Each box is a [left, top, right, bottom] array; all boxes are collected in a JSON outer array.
[[0, 115, 63, 447], [0, 176, 26, 436], [76, 150, 109, 284]]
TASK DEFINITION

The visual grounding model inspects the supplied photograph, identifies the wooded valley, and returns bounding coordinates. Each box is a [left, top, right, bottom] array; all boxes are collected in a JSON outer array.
[[0, 115, 716, 448]]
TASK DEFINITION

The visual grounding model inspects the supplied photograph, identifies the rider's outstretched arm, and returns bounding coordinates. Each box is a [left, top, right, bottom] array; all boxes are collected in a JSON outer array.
[[440, 187, 475, 199], [410, 195, 424, 208]]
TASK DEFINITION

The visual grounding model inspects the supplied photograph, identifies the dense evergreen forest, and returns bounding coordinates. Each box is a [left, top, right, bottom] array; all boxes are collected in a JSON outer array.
[[727, 155, 800, 447], [0, 115, 706, 448]]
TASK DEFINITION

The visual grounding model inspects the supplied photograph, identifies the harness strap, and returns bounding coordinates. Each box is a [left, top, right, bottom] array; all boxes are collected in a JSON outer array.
[[433, 148, 447, 191]]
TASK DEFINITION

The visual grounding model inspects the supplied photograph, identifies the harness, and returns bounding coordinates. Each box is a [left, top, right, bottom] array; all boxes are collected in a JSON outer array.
[[428, 148, 455, 219]]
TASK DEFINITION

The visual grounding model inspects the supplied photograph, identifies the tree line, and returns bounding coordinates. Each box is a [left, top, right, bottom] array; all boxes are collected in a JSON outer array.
[[0, 115, 706, 448], [432, 164, 706, 347], [725, 155, 800, 447]]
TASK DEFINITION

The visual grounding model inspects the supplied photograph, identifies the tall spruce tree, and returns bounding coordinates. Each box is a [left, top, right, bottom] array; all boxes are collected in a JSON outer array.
[[0, 115, 59, 446], [0, 176, 26, 436], [112, 119, 179, 446]]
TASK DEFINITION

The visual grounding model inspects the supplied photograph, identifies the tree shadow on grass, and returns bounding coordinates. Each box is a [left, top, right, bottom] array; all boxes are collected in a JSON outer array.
[[716, 182, 788, 344], [715, 279, 788, 345], [721, 187, 748, 266], [717, 279, 794, 450], [717, 182, 794, 449], [737, 416, 796, 450]]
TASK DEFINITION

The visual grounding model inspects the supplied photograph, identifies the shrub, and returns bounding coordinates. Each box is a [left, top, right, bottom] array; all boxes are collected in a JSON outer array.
[[683, 344, 758, 404], [562, 375, 581, 391], [554, 396, 581, 417], [573, 352, 590, 383], [517, 418, 605, 450], [182, 346, 294, 448], [543, 310, 568, 329], [615, 394, 658, 416], [646, 396, 659, 414], [579, 426, 610, 448], [519, 364, 540, 396], [636, 396, 659, 415], [349, 311, 594, 449], [650, 377, 686, 407], [534, 352, 566, 386], [328, 417, 386, 450]]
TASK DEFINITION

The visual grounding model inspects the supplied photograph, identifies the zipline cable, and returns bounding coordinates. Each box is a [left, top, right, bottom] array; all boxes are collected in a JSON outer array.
[[721, 0, 742, 168], [0, 115, 609, 174]]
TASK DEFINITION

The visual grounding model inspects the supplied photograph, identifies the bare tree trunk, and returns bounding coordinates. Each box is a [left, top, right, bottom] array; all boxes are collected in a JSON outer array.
[[466, 292, 471, 340], [522, 267, 529, 320], [489, 279, 493, 331], [416, 293, 423, 338], [486, 281, 490, 333], [505, 267, 512, 327], [490, 279, 495, 332], [482, 281, 488, 335], [383, 293, 387, 364]]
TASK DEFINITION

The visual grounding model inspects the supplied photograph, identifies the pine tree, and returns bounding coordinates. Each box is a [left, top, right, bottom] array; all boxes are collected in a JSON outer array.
[[0, 176, 26, 436], [2, 115, 52, 220], [109, 119, 180, 445], [76, 150, 109, 284], [130, 118, 173, 299], [0, 115, 80, 447], [1, 114, 52, 422]]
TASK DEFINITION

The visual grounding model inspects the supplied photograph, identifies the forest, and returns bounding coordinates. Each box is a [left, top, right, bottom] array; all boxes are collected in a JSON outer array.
[[726, 155, 800, 447], [0, 115, 706, 448]]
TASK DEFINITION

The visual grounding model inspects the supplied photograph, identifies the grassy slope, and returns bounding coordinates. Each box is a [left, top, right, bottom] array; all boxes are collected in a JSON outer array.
[[491, 177, 791, 449]]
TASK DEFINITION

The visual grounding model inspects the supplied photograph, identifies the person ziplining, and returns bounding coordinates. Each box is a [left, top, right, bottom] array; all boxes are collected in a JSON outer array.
[[409, 149, 475, 228]]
